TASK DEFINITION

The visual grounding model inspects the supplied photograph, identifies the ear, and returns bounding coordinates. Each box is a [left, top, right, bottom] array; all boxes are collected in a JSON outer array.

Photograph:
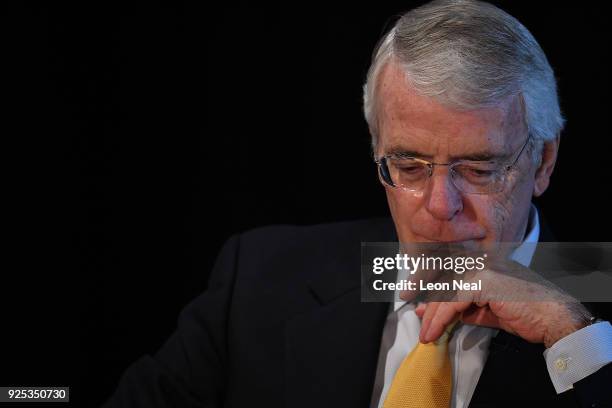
[[533, 135, 560, 197]]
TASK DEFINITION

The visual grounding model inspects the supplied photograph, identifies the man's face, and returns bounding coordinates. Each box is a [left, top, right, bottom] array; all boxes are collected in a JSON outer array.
[[376, 62, 547, 246]]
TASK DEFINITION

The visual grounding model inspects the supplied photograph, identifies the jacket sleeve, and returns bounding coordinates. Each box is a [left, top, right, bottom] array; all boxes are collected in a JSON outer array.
[[573, 362, 612, 408], [102, 234, 240, 408]]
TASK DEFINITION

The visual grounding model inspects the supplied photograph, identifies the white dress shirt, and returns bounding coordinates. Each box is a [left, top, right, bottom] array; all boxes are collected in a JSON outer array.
[[370, 204, 612, 408]]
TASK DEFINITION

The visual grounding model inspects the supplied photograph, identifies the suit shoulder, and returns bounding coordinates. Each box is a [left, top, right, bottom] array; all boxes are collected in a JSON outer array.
[[238, 217, 396, 251], [228, 218, 396, 300]]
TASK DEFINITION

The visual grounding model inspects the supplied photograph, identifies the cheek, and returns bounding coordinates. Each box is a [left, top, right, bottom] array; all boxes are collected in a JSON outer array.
[[476, 173, 535, 239], [386, 186, 423, 208], [385, 188, 419, 223], [467, 196, 507, 232], [384, 188, 402, 219]]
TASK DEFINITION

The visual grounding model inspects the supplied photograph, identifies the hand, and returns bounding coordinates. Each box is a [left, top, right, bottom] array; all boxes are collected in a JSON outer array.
[[405, 259, 592, 348]]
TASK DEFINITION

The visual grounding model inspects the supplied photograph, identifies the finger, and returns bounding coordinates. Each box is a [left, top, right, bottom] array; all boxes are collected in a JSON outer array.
[[415, 302, 427, 317], [399, 289, 417, 302], [400, 267, 444, 302], [461, 305, 501, 328], [419, 302, 441, 343], [423, 301, 471, 343]]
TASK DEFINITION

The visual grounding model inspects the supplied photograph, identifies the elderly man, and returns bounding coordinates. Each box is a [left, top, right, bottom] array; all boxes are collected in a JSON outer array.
[[104, 1, 612, 407]]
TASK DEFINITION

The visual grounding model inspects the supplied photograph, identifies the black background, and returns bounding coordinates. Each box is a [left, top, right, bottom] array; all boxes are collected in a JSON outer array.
[[6, 1, 611, 406]]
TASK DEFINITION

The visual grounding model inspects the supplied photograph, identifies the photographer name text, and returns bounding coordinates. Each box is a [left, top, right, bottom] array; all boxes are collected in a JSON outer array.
[[372, 279, 481, 291]]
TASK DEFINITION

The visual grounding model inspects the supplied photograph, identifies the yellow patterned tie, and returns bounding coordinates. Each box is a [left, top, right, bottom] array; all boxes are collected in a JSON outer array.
[[383, 321, 457, 408]]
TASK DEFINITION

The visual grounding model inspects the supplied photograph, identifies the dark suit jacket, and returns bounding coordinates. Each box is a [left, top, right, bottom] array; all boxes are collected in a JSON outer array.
[[103, 217, 612, 407]]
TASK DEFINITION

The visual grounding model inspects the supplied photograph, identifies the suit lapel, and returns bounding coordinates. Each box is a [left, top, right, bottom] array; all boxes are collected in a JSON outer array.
[[284, 290, 388, 407], [283, 218, 396, 407], [468, 330, 554, 407]]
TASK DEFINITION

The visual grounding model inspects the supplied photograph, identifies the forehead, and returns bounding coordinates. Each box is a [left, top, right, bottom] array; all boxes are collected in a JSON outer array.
[[376, 62, 524, 156]]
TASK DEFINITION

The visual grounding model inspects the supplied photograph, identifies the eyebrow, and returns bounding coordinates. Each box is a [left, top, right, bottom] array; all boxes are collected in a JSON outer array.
[[386, 147, 509, 162], [387, 148, 434, 160]]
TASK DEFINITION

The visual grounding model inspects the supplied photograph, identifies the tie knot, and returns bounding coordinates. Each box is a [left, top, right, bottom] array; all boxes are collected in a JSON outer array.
[[384, 319, 457, 408]]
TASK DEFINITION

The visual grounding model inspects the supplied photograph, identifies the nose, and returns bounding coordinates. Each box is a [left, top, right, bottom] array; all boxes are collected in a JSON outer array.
[[424, 168, 463, 221]]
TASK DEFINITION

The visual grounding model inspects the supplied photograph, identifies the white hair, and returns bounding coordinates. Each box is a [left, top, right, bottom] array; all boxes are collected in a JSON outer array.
[[363, 0, 565, 157]]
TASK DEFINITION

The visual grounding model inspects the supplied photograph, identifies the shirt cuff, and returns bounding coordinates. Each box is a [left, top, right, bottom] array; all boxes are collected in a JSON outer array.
[[543, 321, 612, 394]]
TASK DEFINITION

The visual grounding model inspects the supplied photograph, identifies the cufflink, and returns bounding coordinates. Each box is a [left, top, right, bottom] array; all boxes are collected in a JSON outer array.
[[554, 357, 568, 372]]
